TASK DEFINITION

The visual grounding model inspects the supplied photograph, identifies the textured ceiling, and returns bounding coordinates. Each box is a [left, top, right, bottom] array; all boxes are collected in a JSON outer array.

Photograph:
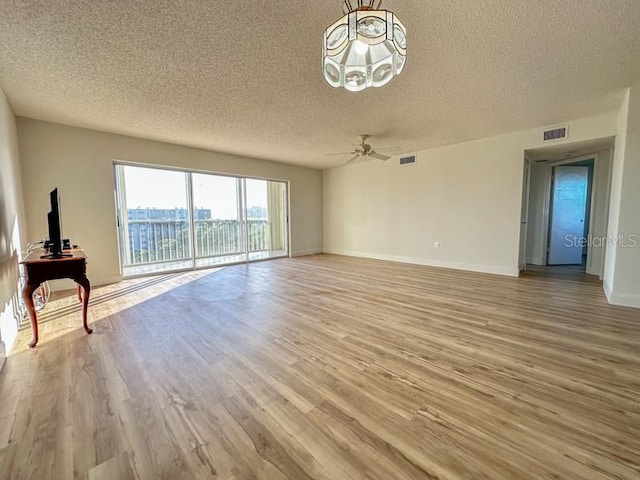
[[1, 1, 639, 169]]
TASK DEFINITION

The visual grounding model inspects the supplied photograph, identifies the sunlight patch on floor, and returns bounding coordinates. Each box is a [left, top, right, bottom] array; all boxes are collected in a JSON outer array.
[[11, 268, 221, 354]]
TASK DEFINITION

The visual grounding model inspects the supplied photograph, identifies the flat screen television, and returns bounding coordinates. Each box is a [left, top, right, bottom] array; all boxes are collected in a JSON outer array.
[[41, 188, 71, 259]]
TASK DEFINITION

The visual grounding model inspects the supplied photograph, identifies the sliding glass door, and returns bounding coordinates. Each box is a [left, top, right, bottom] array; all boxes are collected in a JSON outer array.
[[192, 173, 245, 268], [116, 165, 193, 276], [115, 164, 288, 277]]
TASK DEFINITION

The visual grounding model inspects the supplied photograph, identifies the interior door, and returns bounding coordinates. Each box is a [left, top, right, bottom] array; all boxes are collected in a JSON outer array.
[[548, 166, 589, 265]]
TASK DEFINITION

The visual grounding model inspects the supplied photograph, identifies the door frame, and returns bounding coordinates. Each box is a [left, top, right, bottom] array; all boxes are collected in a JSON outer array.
[[518, 156, 532, 272], [543, 154, 599, 270]]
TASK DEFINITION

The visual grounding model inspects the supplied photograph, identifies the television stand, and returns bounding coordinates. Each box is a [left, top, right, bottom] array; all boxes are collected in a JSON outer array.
[[21, 248, 92, 348]]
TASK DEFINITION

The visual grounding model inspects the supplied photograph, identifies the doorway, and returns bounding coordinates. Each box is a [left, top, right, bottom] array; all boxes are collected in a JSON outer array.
[[525, 157, 595, 274], [520, 137, 615, 278], [547, 163, 592, 266]]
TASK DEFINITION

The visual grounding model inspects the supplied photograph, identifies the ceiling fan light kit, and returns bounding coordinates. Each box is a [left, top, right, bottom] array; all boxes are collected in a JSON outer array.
[[323, 0, 407, 92]]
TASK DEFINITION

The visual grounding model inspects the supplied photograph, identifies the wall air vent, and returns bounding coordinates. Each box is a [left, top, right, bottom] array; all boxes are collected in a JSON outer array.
[[400, 155, 416, 165], [542, 125, 569, 142]]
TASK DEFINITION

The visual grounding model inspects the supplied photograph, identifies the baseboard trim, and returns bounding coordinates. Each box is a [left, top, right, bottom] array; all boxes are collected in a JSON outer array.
[[91, 274, 123, 286], [605, 289, 640, 309], [323, 248, 519, 277], [49, 274, 123, 292], [291, 248, 323, 257]]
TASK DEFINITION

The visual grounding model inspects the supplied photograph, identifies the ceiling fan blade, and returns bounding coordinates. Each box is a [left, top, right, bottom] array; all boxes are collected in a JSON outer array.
[[369, 152, 391, 161], [375, 146, 401, 152], [346, 154, 360, 164], [325, 151, 356, 156]]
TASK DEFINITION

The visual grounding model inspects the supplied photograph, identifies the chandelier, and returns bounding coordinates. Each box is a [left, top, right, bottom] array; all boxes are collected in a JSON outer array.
[[323, 0, 407, 92]]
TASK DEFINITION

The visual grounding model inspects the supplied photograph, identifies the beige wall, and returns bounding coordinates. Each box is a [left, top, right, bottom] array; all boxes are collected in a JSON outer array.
[[324, 112, 618, 277], [0, 88, 26, 356], [17, 118, 323, 286], [604, 84, 640, 307]]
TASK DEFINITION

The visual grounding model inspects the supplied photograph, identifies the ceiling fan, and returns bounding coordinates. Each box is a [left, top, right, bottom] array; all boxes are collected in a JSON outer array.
[[325, 135, 401, 164]]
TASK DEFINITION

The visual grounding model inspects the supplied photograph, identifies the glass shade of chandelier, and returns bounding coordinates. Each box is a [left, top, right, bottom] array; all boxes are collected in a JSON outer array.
[[323, 0, 407, 92]]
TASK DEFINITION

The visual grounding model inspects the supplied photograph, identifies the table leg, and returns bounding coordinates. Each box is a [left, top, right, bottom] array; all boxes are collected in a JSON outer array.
[[22, 282, 40, 348], [75, 277, 93, 335], [77, 285, 82, 303]]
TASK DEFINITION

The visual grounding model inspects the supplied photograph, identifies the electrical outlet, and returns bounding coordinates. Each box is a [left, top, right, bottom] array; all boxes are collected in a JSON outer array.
[[435, 241, 440, 249]]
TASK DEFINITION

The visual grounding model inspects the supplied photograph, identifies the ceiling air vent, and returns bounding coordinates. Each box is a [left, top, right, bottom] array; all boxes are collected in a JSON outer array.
[[400, 155, 416, 165], [542, 125, 569, 142]]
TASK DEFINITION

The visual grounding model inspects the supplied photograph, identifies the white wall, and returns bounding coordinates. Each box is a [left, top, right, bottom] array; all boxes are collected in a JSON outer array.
[[324, 112, 618, 277], [604, 84, 640, 307], [0, 88, 26, 357], [17, 118, 323, 286]]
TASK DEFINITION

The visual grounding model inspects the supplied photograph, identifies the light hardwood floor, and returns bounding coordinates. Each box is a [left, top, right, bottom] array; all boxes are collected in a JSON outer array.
[[0, 254, 639, 479]]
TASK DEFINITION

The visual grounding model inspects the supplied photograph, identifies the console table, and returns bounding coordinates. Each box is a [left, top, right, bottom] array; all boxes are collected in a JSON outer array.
[[21, 249, 92, 348]]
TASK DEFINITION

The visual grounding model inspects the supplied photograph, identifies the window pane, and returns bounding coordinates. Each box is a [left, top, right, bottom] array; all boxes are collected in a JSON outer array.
[[246, 179, 287, 261], [192, 173, 244, 266], [117, 165, 192, 275]]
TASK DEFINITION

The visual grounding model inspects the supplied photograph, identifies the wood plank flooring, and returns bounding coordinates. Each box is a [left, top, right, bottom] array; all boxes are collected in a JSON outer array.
[[0, 254, 639, 479]]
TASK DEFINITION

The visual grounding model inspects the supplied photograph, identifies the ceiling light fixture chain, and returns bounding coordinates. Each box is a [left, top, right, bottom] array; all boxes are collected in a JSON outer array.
[[324, 0, 407, 91]]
